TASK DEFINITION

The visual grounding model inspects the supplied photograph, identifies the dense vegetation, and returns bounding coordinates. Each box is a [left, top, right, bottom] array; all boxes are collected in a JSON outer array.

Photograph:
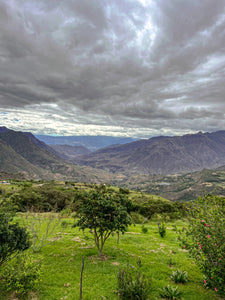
[[0, 179, 224, 299]]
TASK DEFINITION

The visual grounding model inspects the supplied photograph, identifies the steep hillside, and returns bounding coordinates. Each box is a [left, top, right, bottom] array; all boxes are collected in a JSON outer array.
[[0, 138, 47, 177], [0, 128, 115, 183], [0, 129, 64, 171], [75, 131, 225, 174]]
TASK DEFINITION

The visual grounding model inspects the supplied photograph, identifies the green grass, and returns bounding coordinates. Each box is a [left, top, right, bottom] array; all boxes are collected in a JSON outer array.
[[0, 215, 221, 300]]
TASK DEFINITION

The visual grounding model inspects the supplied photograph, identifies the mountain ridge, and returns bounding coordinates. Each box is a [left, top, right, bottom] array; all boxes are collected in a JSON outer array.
[[75, 131, 225, 174], [35, 135, 138, 151], [0, 127, 115, 183]]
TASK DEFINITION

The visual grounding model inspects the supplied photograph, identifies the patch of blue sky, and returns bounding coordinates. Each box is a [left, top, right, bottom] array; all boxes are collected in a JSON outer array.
[[0, 112, 8, 114]]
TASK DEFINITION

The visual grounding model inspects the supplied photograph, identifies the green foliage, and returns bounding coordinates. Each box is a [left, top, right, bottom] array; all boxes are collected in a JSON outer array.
[[119, 187, 130, 195], [75, 187, 132, 256], [159, 285, 182, 299], [9, 184, 74, 212], [158, 222, 166, 238], [132, 197, 179, 220], [60, 208, 72, 217], [117, 260, 151, 299], [1, 252, 42, 296], [130, 212, 145, 224], [171, 269, 188, 284], [141, 225, 148, 234], [181, 194, 225, 295], [61, 220, 70, 228], [0, 210, 30, 267]]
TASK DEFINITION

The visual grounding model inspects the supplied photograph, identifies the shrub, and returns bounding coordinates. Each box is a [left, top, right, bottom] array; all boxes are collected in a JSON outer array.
[[180, 194, 225, 295], [158, 222, 166, 238], [60, 208, 72, 217], [141, 225, 148, 234], [130, 212, 146, 224], [159, 285, 182, 299], [61, 220, 70, 228], [119, 187, 130, 194], [0, 209, 30, 267], [23, 212, 61, 253], [132, 198, 179, 220], [1, 252, 42, 296], [171, 270, 188, 284], [117, 260, 151, 299]]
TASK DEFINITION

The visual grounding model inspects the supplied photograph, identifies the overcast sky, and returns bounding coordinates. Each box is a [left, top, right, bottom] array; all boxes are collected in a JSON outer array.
[[0, 0, 225, 137]]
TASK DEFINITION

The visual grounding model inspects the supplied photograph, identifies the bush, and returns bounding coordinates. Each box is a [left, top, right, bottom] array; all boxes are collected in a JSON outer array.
[[117, 260, 151, 299], [0, 210, 30, 267], [23, 212, 61, 253], [130, 212, 146, 224], [141, 225, 148, 234], [159, 285, 182, 299], [1, 252, 42, 296], [158, 222, 166, 238], [119, 187, 130, 194], [132, 198, 179, 220], [181, 194, 225, 295], [171, 270, 188, 284]]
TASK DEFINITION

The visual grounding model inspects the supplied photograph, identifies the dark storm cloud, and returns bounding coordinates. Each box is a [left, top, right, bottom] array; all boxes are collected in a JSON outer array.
[[0, 0, 225, 136]]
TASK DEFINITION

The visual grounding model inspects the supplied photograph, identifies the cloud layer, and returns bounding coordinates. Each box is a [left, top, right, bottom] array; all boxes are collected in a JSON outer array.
[[0, 0, 225, 137]]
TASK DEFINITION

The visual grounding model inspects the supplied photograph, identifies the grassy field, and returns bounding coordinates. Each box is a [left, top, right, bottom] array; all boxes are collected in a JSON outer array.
[[0, 214, 221, 300]]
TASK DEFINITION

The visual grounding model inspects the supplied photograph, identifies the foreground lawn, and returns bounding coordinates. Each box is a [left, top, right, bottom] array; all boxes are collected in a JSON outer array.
[[0, 216, 222, 300]]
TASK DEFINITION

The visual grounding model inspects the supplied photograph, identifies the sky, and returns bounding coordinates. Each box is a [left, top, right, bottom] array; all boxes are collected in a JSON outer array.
[[0, 0, 225, 138]]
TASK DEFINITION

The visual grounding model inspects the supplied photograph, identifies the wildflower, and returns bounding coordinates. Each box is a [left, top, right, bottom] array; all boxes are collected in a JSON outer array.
[[197, 242, 200, 245], [214, 243, 217, 246], [215, 288, 218, 292], [207, 235, 210, 238], [211, 277, 213, 280], [201, 220, 204, 223], [204, 280, 207, 284], [208, 224, 210, 227], [183, 245, 186, 248], [204, 223, 207, 226], [199, 246, 202, 250]]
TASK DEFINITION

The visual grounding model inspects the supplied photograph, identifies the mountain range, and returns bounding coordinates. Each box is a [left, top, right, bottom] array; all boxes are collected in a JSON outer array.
[[0, 127, 113, 182], [2, 127, 225, 182], [36, 135, 137, 151], [75, 131, 225, 174]]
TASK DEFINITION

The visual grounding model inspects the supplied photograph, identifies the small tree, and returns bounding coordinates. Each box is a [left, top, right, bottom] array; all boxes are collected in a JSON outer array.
[[23, 211, 61, 253], [75, 187, 132, 257], [0, 211, 30, 267]]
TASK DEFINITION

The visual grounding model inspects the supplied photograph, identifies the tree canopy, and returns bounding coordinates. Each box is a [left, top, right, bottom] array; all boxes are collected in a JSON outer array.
[[75, 186, 133, 257], [0, 208, 31, 267]]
